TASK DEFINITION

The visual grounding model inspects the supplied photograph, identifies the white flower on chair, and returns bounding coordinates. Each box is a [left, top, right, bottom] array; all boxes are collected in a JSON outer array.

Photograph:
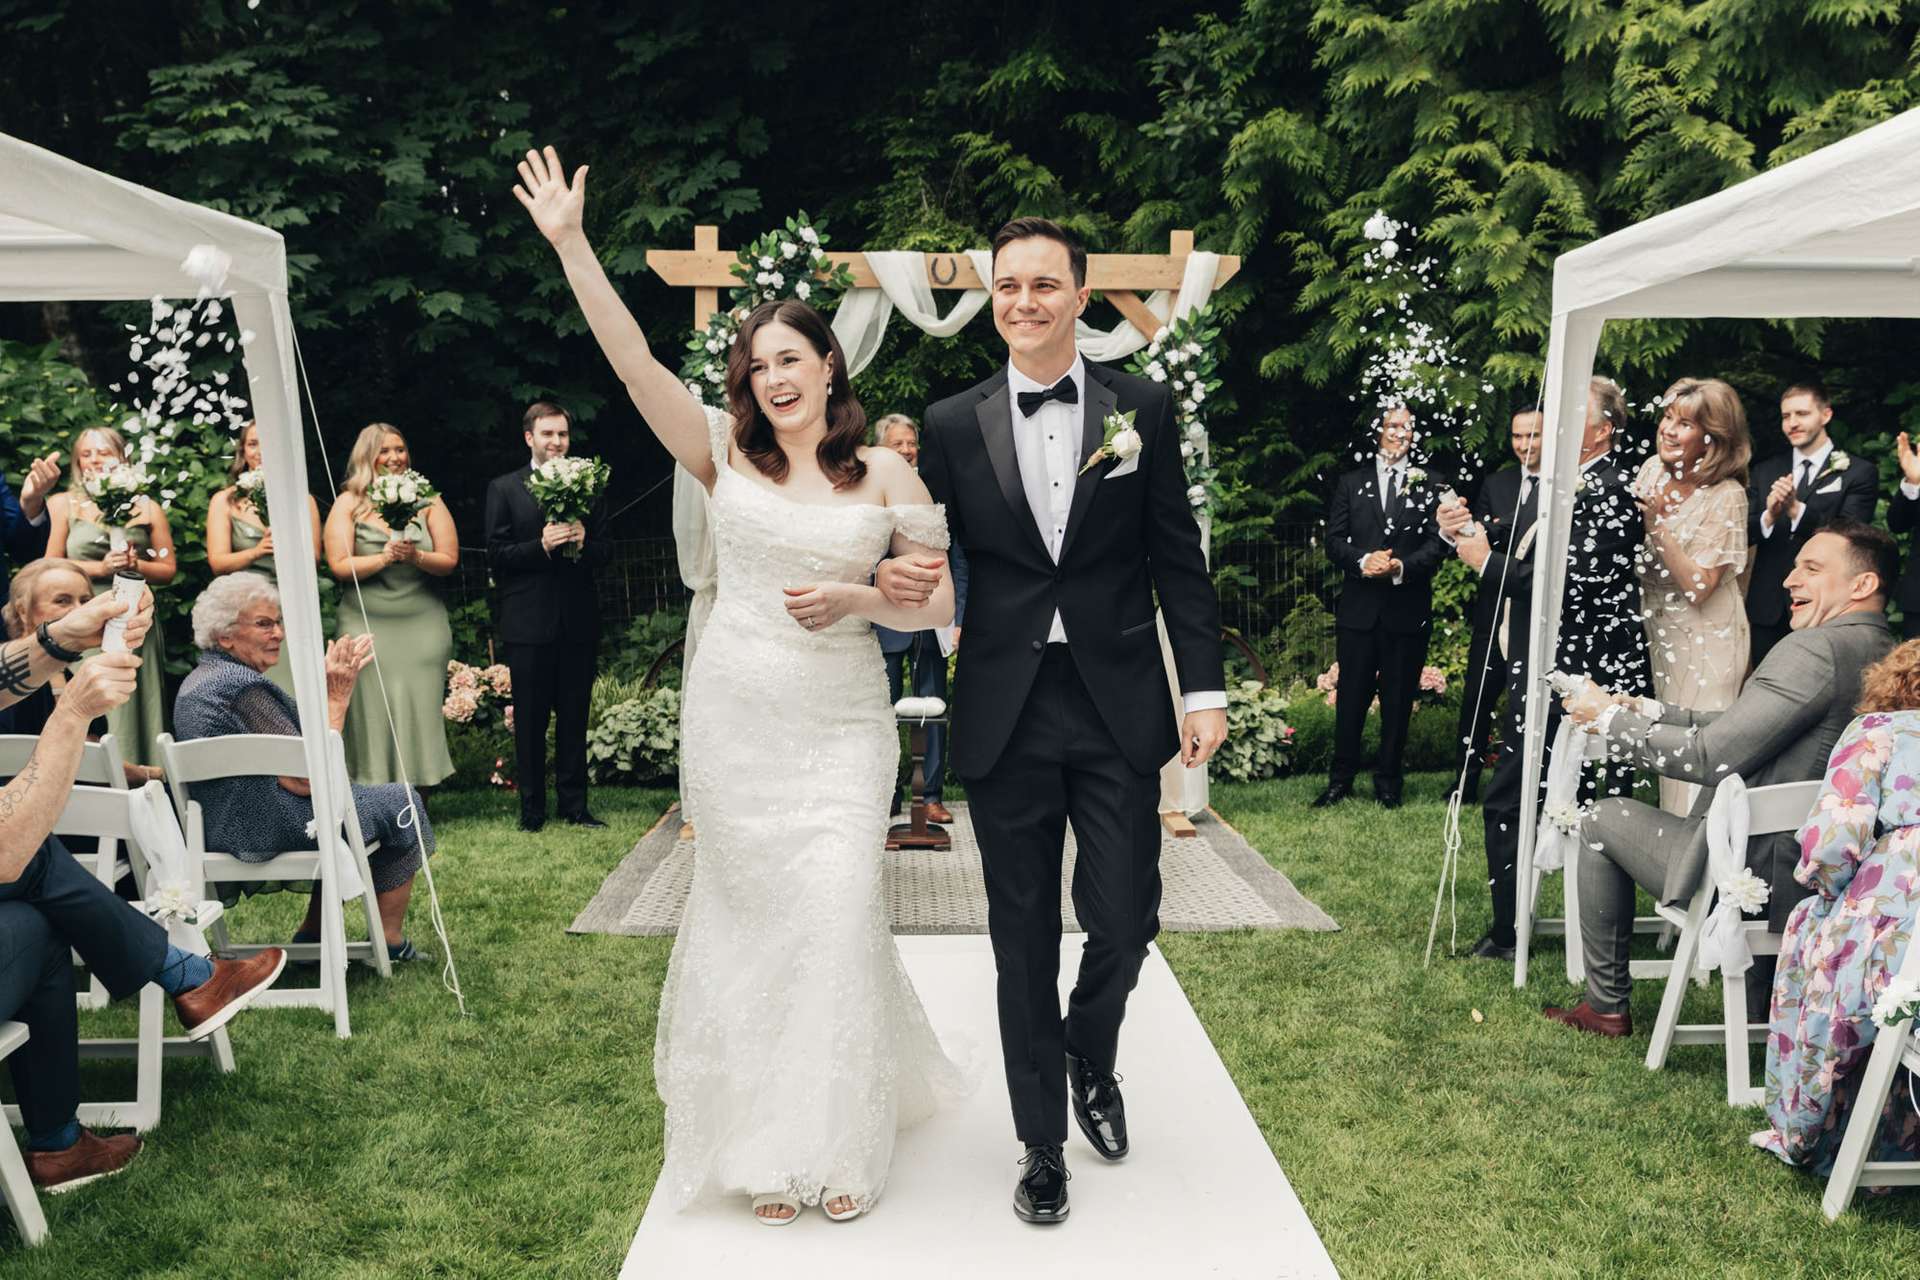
[[1872, 975, 1920, 1029], [1719, 868, 1771, 915], [144, 881, 202, 927]]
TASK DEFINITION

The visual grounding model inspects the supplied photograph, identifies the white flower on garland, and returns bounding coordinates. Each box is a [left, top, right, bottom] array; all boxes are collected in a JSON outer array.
[[795, 280, 811, 301], [780, 241, 797, 259], [1872, 975, 1920, 1029]]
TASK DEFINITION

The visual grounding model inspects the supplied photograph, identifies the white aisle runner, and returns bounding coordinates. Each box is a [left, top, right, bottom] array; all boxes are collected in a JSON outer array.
[[622, 935, 1337, 1279]]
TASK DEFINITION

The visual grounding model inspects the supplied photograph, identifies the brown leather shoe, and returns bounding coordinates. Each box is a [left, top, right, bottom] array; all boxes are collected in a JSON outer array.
[[173, 948, 288, 1042], [26, 1128, 142, 1193], [1542, 1000, 1633, 1039], [924, 801, 954, 824]]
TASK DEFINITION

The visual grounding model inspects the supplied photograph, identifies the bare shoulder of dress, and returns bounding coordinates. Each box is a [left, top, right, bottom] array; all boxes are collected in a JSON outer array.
[[890, 503, 950, 550]]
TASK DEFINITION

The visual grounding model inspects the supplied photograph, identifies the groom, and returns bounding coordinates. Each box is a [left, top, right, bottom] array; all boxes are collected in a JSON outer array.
[[884, 217, 1227, 1224]]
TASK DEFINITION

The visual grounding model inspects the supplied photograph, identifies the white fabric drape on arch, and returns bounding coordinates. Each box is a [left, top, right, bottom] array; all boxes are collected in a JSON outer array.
[[671, 247, 1225, 814]]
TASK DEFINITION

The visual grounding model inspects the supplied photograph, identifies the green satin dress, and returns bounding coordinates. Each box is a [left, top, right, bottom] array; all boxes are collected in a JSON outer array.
[[226, 513, 298, 699], [66, 514, 168, 767], [336, 516, 454, 786]]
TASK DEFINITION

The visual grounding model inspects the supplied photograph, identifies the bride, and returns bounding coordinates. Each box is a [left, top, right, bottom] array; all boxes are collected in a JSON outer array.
[[514, 147, 968, 1225]]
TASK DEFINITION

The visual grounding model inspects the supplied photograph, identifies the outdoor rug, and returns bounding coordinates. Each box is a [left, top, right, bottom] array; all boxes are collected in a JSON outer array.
[[569, 801, 1338, 937]]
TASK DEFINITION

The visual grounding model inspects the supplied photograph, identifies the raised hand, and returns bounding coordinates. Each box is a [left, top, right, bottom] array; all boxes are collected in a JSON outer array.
[[18, 451, 61, 519], [1899, 432, 1920, 487], [512, 145, 588, 250]]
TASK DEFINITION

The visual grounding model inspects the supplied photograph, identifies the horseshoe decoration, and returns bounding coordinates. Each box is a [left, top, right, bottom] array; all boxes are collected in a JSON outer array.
[[929, 254, 958, 286]]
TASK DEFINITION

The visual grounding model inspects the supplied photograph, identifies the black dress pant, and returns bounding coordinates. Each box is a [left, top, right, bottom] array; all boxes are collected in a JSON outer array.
[[1329, 624, 1426, 791], [1453, 618, 1503, 790], [963, 645, 1161, 1146], [505, 639, 595, 821], [0, 840, 167, 1142]]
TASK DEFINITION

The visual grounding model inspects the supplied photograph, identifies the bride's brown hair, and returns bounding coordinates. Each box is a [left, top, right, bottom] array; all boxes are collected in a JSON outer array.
[[725, 299, 868, 491]]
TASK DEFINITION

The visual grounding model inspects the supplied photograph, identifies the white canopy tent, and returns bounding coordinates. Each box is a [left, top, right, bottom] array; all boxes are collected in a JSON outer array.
[[0, 132, 361, 1034], [1515, 108, 1920, 985]]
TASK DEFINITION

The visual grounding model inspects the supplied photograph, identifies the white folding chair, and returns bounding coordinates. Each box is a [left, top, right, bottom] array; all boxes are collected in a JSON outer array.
[[1523, 730, 1672, 985], [0, 1022, 48, 1247], [1822, 935, 1920, 1218], [0, 734, 138, 1010], [155, 730, 392, 1037], [1, 786, 233, 1136], [1644, 778, 1821, 1107]]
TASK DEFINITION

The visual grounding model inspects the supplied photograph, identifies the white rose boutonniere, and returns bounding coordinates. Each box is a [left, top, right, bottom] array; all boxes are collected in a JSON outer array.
[[1823, 449, 1851, 478], [1080, 409, 1142, 476], [1405, 466, 1426, 488]]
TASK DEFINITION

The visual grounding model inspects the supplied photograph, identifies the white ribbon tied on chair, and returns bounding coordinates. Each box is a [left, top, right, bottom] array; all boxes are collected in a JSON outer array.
[[1532, 716, 1594, 873], [1700, 773, 1766, 975], [127, 780, 190, 886]]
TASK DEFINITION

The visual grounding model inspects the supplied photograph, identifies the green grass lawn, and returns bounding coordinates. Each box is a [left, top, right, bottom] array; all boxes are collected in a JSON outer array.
[[7, 775, 1918, 1276]]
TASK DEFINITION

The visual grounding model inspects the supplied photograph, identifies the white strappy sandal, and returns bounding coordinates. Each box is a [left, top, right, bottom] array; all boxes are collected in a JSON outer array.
[[751, 1193, 800, 1226], [821, 1189, 863, 1222]]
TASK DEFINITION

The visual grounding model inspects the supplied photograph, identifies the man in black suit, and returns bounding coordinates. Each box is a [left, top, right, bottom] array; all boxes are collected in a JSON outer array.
[[0, 451, 59, 585], [885, 217, 1226, 1224], [1745, 381, 1876, 664], [1439, 376, 1651, 961], [484, 401, 611, 832], [1888, 428, 1920, 639], [1313, 406, 1443, 810], [1452, 409, 1542, 802]]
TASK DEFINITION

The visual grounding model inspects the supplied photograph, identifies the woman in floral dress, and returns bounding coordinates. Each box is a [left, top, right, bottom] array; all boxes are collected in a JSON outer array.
[[1756, 641, 1920, 1173]]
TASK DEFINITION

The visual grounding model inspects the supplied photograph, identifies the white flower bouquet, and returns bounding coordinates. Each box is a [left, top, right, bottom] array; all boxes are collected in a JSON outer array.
[[84, 461, 160, 532], [525, 455, 611, 560], [234, 468, 271, 529], [365, 469, 437, 543]]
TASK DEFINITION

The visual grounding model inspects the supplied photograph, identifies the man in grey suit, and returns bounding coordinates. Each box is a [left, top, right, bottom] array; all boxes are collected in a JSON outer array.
[[1540, 521, 1899, 1038]]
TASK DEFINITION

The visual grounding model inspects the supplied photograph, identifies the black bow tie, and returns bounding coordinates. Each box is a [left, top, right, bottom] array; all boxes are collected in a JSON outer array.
[[1016, 377, 1078, 418]]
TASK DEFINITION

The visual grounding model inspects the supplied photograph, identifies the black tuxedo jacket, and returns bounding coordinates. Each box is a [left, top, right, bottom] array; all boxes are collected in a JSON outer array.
[[1745, 448, 1877, 627], [1481, 453, 1651, 694], [1889, 487, 1920, 612], [1324, 463, 1443, 634], [484, 463, 611, 647], [918, 362, 1224, 779], [1467, 466, 1538, 628]]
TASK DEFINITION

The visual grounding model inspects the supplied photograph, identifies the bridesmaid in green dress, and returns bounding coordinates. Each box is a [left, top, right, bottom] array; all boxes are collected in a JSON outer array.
[[324, 423, 458, 787], [43, 425, 178, 767], [206, 420, 325, 698]]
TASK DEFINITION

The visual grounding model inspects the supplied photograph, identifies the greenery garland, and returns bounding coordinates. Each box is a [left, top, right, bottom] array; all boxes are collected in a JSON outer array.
[[1127, 304, 1224, 516], [678, 213, 856, 406]]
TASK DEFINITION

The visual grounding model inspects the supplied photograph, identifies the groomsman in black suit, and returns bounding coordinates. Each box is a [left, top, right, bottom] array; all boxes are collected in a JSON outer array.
[[485, 401, 611, 832], [1745, 381, 1876, 664], [1452, 409, 1543, 802], [1314, 406, 1443, 810], [1888, 429, 1920, 640], [1439, 376, 1651, 961]]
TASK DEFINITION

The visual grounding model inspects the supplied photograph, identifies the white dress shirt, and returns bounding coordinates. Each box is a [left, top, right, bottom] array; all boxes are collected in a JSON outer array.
[[1005, 358, 1225, 715], [1760, 438, 1833, 539]]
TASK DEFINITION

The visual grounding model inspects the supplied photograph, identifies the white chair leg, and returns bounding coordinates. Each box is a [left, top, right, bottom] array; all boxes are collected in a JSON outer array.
[[1564, 842, 1585, 985], [0, 1122, 47, 1248], [361, 886, 391, 980], [1646, 900, 1708, 1072], [1723, 969, 1757, 1106], [321, 864, 352, 1040], [132, 984, 163, 1133], [1822, 1028, 1911, 1220]]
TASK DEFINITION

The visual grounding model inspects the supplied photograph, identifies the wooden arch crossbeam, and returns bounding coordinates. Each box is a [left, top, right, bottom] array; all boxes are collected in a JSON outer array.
[[648, 227, 1240, 334]]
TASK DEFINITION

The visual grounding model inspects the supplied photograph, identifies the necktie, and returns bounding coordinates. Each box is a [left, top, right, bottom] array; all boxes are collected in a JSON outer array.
[[1016, 377, 1078, 418], [1386, 468, 1401, 518], [1795, 458, 1815, 502], [1520, 476, 1535, 507]]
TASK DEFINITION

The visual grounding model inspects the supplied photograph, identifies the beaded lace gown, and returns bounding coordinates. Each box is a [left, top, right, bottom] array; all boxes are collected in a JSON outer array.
[[654, 411, 968, 1213]]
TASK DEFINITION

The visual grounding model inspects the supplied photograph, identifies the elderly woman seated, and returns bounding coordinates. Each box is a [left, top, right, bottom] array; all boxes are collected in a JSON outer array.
[[173, 573, 431, 961]]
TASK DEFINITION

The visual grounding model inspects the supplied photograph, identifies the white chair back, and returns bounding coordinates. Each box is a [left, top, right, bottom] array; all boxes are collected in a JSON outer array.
[[0, 732, 128, 789]]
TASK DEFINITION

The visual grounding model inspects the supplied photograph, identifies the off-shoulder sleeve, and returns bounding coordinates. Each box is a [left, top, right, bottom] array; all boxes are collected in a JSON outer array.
[[703, 404, 733, 472], [890, 503, 950, 550]]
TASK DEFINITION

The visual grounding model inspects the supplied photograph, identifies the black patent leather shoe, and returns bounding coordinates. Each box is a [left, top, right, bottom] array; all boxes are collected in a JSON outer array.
[[1466, 930, 1516, 962], [1014, 1144, 1070, 1224], [518, 814, 545, 833], [564, 812, 607, 829], [1066, 1051, 1129, 1160], [1310, 783, 1352, 809]]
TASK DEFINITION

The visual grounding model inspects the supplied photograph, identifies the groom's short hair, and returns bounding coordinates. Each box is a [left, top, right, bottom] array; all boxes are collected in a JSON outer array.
[[992, 217, 1087, 289]]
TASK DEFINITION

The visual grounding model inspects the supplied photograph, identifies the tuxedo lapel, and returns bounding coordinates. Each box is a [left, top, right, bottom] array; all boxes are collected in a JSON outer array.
[[973, 383, 1050, 559], [1058, 370, 1117, 563]]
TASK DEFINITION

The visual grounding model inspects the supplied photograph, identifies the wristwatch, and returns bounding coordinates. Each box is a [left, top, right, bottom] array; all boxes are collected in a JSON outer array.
[[36, 620, 85, 664]]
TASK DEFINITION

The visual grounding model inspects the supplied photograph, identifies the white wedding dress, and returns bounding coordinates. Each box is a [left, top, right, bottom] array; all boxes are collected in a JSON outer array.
[[654, 410, 968, 1213]]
